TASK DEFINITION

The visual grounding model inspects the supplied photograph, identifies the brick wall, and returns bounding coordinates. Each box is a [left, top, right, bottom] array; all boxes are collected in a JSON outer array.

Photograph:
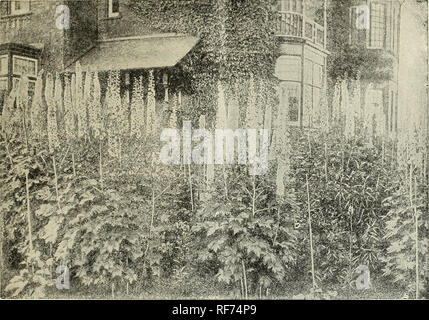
[[96, 0, 154, 40], [0, 0, 65, 71], [63, 0, 98, 68]]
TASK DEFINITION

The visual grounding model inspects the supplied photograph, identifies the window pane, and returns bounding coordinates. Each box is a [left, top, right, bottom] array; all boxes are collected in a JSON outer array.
[[0, 56, 8, 74], [12, 1, 30, 14], [370, 3, 385, 48], [304, 59, 312, 85], [280, 82, 301, 123], [275, 56, 301, 81], [313, 64, 322, 88], [303, 85, 313, 126], [112, 0, 119, 13], [0, 77, 7, 90], [13, 56, 37, 77]]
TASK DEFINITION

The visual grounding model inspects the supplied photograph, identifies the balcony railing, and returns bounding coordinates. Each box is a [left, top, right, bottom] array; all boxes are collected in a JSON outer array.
[[0, 14, 32, 41], [276, 11, 325, 49]]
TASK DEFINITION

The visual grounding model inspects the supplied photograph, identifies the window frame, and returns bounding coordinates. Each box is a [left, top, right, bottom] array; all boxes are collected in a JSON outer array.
[[0, 77, 8, 90], [280, 81, 301, 126], [12, 55, 38, 77], [368, 2, 386, 49], [0, 55, 8, 76], [10, 0, 31, 16], [107, 0, 120, 18]]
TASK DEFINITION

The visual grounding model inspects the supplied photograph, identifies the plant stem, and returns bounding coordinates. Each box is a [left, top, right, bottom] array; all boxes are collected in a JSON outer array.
[[72, 153, 76, 177], [25, 171, 34, 275], [0, 200, 3, 297], [4, 138, 13, 167], [306, 174, 316, 289], [242, 260, 248, 299], [99, 139, 103, 189], [324, 141, 328, 183], [251, 176, 256, 218], [52, 156, 61, 211], [409, 166, 419, 299], [223, 166, 228, 199], [188, 163, 194, 212]]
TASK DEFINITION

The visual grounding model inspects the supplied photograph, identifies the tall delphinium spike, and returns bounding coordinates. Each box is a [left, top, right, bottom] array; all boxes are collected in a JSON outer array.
[[63, 76, 75, 140], [1, 86, 18, 137], [332, 82, 341, 125], [245, 74, 256, 129], [130, 75, 145, 138], [263, 101, 272, 132], [30, 70, 44, 142], [363, 83, 375, 144], [227, 90, 240, 130], [343, 80, 354, 139], [146, 70, 156, 136], [45, 73, 59, 153], [256, 78, 265, 127], [353, 80, 361, 134], [54, 73, 64, 139], [83, 70, 92, 138], [273, 85, 290, 199], [263, 96, 273, 165], [105, 71, 121, 158], [201, 114, 214, 192], [17, 75, 30, 146], [169, 93, 178, 129], [75, 62, 86, 139], [318, 81, 329, 131], [215, 80, 228, 197], [216, 80, 227, 129], [90, 72, 102, 139], [84, 71, 94, 137]]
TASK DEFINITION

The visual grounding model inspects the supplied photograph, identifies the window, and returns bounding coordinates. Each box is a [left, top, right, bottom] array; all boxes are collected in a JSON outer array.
[[369, 3, 385, 48], [303, 60, 323, 127], [0, 56, 8, 75], [10, 1, 30, 15], [349, 6, 368, 45], [12, 55, 37, 77], [280, 82, 301, 125], [12, 77, 36, 98], [0, 77, 7, 90], [275, 56, 301, 82], [108, 0, 120, 17], [278, 0, 303, 13]]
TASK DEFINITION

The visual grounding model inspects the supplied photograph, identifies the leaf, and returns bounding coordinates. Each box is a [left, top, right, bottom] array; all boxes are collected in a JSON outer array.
[[5, 276, 28, 297], [35, 203, 56, 218]]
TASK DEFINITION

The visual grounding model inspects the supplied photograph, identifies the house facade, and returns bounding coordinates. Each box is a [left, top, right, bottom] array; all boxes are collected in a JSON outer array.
[[0, 0, 401, 132], [349, 0, 401, 134]]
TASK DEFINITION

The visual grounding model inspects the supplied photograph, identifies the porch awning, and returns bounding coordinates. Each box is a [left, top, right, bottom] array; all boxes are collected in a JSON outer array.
[[66, 34, 199, 72]]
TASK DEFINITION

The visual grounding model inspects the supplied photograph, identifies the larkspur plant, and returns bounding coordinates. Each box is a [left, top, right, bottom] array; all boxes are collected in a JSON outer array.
[[0, 66, 427, 299]]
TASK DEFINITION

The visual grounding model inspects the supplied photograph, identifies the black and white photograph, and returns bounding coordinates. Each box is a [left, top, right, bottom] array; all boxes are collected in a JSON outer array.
[[0, 0, 428, 302]]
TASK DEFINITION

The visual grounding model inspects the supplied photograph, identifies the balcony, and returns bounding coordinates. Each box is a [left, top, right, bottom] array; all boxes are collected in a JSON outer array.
[[0, 14, 32, 42], [276, 11, 325, 50]]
